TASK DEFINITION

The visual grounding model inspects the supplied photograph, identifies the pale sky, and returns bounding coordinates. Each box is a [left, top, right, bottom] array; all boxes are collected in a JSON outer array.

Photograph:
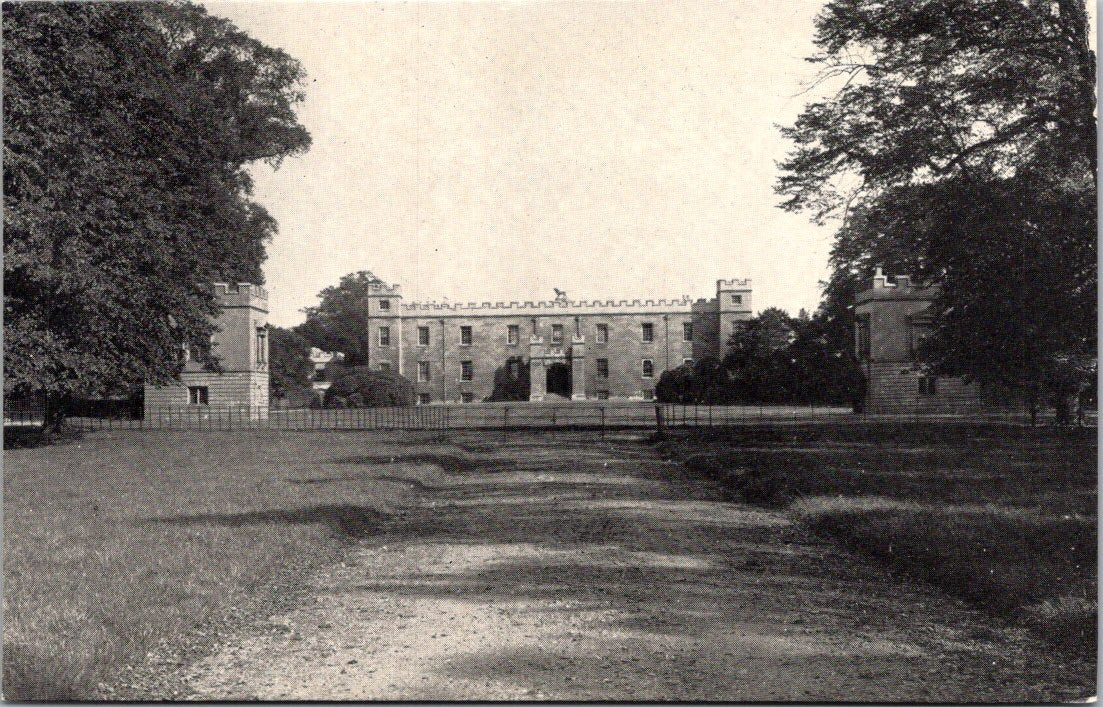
[[206, 0, 838, 327]]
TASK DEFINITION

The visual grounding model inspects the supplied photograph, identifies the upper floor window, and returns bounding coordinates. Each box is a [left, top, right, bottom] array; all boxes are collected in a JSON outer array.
[[731, 294, 743, 306], [379, 299, 391, 311], [255, 327, 267, 365], [378, 326, 391, 346], [418, 326, 430, 346], [417, 361, 431, 382], [551, 324, 564, 344], [595, 324, 608, 344], [641, 323, 654, 343], [683, 322, 693, 342], [642, 359, 654, 378], [507, 324, 519, 345], [460, 360, 474, 381], [856, 315, 871, 361], [460, 326, 472, 345]]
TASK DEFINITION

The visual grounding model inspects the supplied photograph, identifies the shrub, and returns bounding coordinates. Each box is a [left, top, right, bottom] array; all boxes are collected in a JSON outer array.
[[322, 366, 414, 408]]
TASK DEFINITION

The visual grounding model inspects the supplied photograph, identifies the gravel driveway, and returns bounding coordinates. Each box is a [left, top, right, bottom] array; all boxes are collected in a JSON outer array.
[[183, 432, 1090, 701]]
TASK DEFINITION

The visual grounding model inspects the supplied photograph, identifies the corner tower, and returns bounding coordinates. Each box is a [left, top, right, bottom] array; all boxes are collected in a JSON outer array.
[[716, 278, 753, 348], [144, 283, 269, 418]]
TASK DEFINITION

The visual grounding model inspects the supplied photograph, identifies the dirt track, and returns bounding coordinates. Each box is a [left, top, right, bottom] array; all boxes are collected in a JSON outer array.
[[183, 432, 1090, 701]]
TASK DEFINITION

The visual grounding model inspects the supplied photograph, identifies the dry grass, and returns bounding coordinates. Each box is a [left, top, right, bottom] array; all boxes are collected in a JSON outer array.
[[3, 430, 418, 700], [664, 423, 1097, 657]]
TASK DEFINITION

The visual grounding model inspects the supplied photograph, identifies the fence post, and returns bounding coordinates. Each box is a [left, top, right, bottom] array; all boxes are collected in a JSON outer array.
[[503, 406, 509, 429], [655, 404, 665, 439]]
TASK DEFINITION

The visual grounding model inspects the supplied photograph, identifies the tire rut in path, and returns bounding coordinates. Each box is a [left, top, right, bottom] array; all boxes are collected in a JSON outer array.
[[184, 433, 1088, 701]]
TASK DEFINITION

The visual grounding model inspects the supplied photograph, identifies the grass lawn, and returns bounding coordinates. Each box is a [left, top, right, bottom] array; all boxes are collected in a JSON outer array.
[[3, 429, 419, 700], [662, 423, 1097, 657]]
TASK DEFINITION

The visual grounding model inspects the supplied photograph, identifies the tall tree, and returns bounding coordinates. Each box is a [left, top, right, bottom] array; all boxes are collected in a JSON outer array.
[[267, 325, 315, 405], [3, 2, 310, 425], [778, 0, 1096, 408], [297, 272, 387, 366]]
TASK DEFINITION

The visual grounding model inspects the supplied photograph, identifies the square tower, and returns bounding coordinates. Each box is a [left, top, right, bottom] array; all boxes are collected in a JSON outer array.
[[144, 283, 270, 419], [716, 278, 753, 348]]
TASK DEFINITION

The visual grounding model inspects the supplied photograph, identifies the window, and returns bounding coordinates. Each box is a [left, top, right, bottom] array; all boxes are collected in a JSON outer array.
[[731, 294, 743, 306], [643, 389, 655, 401], [507, 324, 519, 345], [460, 326, 472, 345], [255, 327, 267, 365], [417, 361, 430, 382], [856, 315, 871, 361], [460, 360, 473, 381], [732, 321, 742, 335], [508, 359, 522, 378], [683, 358, 693, 367], [379, 361, 392, 372], [919, 376, 938, 395], [642, 359, 654, 378], [379, 299, 391, 311], [313, 367, 327, 382], [188, 386, 209, 405], [596, 358, 609, 378], [596, 390, 609, 400], [683, 322, 693, 342], [378, 326, 391, 346], [595, 324, 608, 344], [641, 323, 654, 343], [418, 393, 431, 405], [551, 324, 563, 344], [461, 392, 474, 403], [418, 326, 430, 346]]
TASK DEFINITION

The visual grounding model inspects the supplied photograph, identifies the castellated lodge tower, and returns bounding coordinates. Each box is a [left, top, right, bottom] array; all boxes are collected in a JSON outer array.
[[357, 275, 752, 403]]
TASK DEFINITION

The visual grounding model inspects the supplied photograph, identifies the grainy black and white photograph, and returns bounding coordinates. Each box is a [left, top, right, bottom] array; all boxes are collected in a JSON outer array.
[[2, 0, 1098, 701]]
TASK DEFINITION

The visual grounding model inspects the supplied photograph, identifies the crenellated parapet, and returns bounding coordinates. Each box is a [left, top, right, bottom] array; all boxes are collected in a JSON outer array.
[[400, 295, 698, 316], [213, 282, 268, 311], [716, 278, 752, 290], [365, 281, 402, 297]]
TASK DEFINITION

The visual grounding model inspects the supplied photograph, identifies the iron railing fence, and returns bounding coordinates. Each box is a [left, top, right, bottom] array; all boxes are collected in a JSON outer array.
[[7, 401, 1091, 432]]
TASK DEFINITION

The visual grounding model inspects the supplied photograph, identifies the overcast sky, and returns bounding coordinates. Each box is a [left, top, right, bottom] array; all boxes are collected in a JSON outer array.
[[206, 1, 839, 327]]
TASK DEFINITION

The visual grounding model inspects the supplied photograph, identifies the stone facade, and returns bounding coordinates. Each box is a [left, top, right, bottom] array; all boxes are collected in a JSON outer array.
[[144, 283, 270, 418], [359, 276, 752, 403], [855, 271, 984, 414]]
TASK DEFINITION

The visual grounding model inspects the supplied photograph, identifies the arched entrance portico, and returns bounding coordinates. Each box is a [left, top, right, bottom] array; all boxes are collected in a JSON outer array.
[[528, 335, 587, 401]]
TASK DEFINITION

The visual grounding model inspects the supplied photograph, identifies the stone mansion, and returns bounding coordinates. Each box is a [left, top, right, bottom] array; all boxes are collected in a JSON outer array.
[[359, 276, 753, 403]]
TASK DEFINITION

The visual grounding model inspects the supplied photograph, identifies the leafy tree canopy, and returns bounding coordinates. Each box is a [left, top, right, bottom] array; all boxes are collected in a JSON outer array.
[[3, 2, 311, 404], [297, 271, 387, 366], [267, 325, 315, 405], [778, 0, 1095, 405]]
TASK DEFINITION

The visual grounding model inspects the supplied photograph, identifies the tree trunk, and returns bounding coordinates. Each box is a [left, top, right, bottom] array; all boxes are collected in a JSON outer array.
[[42, 392, 67, 433]]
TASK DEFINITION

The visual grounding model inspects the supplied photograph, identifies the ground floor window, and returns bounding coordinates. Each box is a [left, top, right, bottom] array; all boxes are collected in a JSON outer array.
[[643, 389, 655, 401], [188, 386, 209, 405], [417, 393, 431, 405], [379, 361, 392, 372], [595, 390, 609, 400], [642, 359, 654, 378], [918, 376, 938, 395], [461, 392, 474, 403]]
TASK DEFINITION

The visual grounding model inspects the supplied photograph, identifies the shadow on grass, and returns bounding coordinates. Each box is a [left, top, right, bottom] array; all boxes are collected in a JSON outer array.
[[4, 643, 84, 702], [333, 453, 516, 475], [139, 504, 388, 540]]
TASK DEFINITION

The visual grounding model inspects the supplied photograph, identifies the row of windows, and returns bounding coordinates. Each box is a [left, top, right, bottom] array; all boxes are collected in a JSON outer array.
[[408, 357, 692, 382], [385, 322, 698, 347]]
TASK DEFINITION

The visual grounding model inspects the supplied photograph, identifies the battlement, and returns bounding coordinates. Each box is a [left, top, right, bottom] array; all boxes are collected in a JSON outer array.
[[365, 281, 402, 297], [400, 295, 698, 315], [717, 278, 751, 290], [856, 269, 940, 303], [213, 282, 268, 310]]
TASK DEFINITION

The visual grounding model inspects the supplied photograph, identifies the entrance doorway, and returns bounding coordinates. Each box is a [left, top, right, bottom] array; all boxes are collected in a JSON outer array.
[[546, 362, 571, 398]]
